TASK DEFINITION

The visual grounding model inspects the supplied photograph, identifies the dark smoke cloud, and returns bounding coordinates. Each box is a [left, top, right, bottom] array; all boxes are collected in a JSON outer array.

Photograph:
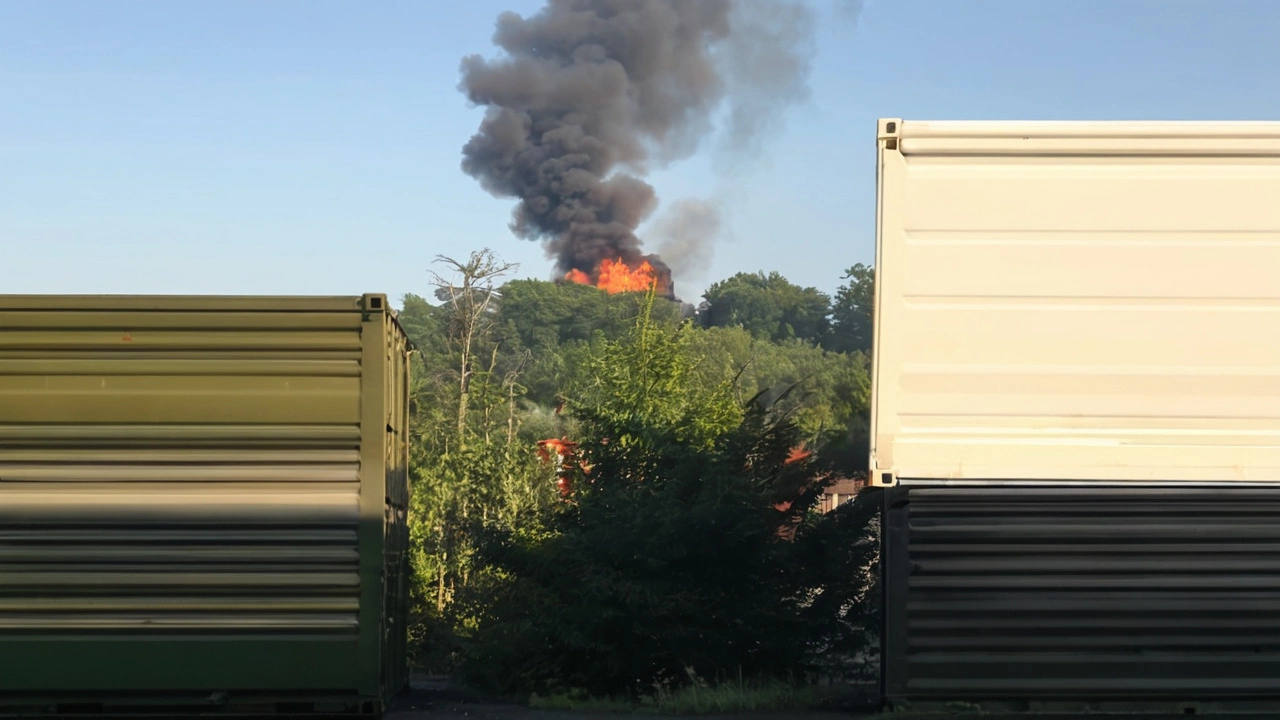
[[460, 0, 816, 294]]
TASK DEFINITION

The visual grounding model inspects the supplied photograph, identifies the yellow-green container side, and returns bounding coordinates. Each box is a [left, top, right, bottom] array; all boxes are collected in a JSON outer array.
[[0, 294, 411, 716]]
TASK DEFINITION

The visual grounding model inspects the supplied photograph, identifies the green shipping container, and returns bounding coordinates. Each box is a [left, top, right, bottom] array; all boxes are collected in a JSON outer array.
[[0, 294, 412, 717]]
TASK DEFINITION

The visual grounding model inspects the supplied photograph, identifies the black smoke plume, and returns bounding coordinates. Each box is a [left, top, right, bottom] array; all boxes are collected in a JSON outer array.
[[460, 0, 815, 297]]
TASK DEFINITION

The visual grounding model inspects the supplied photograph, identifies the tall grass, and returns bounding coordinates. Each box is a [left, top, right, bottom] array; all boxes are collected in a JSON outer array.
[[528, 672, 815, 715], [645, 677, 815, 714]]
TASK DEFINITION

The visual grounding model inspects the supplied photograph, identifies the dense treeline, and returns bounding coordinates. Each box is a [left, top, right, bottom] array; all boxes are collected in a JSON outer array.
[[399, 249, 879, 700]]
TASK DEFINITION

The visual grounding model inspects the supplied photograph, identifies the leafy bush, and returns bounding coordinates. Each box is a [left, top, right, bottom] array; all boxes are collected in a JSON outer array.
[[459, 292, 840, 697], [398, 253, 880, 691], [793, 487, 881, 683]]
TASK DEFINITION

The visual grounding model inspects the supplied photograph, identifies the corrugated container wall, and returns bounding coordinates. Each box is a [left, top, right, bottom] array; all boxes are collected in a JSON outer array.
[[0, 294, 412, 717], [871, 120, 1280, 712], [870, 119, 1280, 485]]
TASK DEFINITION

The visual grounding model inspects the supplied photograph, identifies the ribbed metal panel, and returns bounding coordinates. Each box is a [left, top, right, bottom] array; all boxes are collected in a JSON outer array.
[[884, 486, 1280, 703], [0, 295, 410, 714], [0, 447, 361, 635], [869, 119, 1280, 486]]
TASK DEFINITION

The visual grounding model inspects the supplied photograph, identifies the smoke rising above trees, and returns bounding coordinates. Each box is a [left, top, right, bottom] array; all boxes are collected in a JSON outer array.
[[459, 0, 818, 297]]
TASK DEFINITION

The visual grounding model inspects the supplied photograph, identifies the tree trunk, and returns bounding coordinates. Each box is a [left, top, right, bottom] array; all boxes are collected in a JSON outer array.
[[436, 555, 447, 612], [507, 381, 517, 447], [456, 337, 470, 442], [482, 344, 500, 447]]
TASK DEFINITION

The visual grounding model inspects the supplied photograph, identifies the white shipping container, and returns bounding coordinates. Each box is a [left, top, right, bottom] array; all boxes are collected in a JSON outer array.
[[869, 119, 1280, 485]]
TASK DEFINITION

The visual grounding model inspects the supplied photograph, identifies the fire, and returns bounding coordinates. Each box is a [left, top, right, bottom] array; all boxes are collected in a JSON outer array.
[[536, 438, 578, 466], [596, 258, 659, 293], [563, 257, 669, 295], [537, 437, 584, 498], [784, 446, 813, 465]]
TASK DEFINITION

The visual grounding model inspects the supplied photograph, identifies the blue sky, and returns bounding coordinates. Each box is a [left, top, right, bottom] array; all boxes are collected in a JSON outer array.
[[3, 0, 1279, 306]]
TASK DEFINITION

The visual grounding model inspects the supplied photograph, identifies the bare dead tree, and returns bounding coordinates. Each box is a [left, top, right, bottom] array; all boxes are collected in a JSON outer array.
[[428, 249, 518, 448]]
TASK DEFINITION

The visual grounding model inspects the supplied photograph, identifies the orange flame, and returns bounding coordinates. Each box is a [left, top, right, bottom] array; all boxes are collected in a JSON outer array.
[[537, 438, 578, 465], [784, 446, 813, 465], [563, 257, 666, 295], [596, 258, 658, 293], [537, 437, 586, 498]]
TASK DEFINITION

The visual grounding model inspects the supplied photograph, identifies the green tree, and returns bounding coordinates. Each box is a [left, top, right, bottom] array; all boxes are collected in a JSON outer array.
[[700, 271, 831, 345], [397, 294, 453, 446], [826, 263, 875, 354], [792, 487, 882, 683], [404, 250, 558, 672], [400, 253, 881, 683], [396, 293, 448, 353], [462, 291, 834, 698], [688, 326, 871, 475], [497, 278, 683, 349], [494, 279, 686, 407]]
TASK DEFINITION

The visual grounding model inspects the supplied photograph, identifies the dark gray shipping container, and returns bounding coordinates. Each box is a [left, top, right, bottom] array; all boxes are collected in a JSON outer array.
[[881, 485, 1280, 713]]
